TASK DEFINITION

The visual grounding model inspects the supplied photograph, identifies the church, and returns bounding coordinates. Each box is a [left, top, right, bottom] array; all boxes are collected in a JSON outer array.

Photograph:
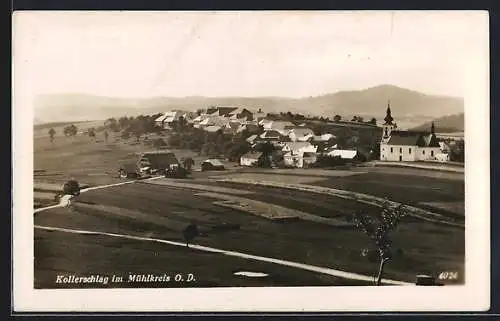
[[379, 103, 441, 162]]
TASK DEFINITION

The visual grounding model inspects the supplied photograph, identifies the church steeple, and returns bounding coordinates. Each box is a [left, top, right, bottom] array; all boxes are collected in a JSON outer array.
[[384, 100, 394, 125], [431, 121, 435, 134]]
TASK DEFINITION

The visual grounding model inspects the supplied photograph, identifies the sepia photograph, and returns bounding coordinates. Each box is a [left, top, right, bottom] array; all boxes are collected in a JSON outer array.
[[13, 10, 490, 312]]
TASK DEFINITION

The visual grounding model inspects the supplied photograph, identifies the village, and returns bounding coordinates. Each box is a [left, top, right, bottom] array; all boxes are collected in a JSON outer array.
[[148, 103, 464, 170]]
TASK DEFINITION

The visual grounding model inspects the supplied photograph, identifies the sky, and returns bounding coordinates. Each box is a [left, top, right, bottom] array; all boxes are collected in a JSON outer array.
[[13, 11, 488, 100]]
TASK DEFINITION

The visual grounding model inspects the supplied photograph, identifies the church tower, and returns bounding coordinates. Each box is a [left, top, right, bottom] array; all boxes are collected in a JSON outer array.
[[381, 101, 397, 143]]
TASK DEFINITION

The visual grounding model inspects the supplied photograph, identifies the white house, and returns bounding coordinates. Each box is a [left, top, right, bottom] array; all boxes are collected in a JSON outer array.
[[327, 149, 358, 160], [262, 120, 295, 135], [379, 103, 442, 162], [199, 116, 230, 128], [155, 111, 182, 129], [435, 153, 450, 162], [259, 130, 283, 141]]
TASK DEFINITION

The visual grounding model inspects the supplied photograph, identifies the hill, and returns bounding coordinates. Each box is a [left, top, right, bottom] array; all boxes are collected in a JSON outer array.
[[410, 113, 464, 133], [34, 85, 464, 126]]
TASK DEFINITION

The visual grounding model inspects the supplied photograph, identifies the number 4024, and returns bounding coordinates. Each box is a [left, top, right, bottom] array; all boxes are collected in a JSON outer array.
[[438, 272, 459, 280]]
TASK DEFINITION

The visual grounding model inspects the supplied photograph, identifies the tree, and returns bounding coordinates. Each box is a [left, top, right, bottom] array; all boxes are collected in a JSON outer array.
[[334, 115, 342, 122], [182, 223, 199, 248], [104, 118, 119, 132], [352, 202, 408, 285], [369, 118, 377, 125], [357, 116, 364, 123], [450, 139, 465, 163], [48, 128, 56, 143], [351, 116, 358, 122]]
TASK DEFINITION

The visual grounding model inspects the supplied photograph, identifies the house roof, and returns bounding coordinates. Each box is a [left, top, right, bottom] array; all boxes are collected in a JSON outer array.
[[228, 107, 252, 117], [282, 142, 313, 151], [260, 130, 282, 139], [328, 149, 358, 159], [321, 133, 336, 140], [241, 151, 263, 159], [140, 152, 179, 168], [204, 125, 222, 133], [267, 121, 295, 131], [200, 116, 229, 127], [259, 119, 273, 125], [207, 107, 238, 117], [290, 127, 314, 137], [155, 114, 167, 122]]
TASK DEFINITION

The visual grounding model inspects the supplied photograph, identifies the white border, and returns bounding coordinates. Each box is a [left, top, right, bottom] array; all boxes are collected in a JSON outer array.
[[12, 10, 490, 312]]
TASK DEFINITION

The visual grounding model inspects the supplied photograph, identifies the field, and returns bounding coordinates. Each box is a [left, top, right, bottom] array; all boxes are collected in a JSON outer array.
[[33, 127, 465, 288]]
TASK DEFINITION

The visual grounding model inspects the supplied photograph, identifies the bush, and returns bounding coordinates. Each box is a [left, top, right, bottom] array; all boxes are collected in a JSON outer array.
[[152, 138, 167, 149]]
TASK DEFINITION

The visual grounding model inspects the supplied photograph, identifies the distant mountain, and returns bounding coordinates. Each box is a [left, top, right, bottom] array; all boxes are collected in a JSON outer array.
[[410, 113, 464, 133], [34, 85, 464, 126]]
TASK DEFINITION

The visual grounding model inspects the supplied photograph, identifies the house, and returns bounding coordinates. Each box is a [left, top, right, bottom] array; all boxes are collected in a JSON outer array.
[[318, 133, 336, 141], [439, 141, 451, 153], [199, 116, 230, 128], [259, 130, 284, 141], [435, 153, 450, 162], [282, 142, 318, 168], [237, 123, 260, 134], [262, 120, 295, 134], [193, 114, 210, 128], [223, 122, 240, 135], [379, 103, 442, 162], [282, 142, 317, 155], [227, 108, 254, 121], [302, 152, 317, 168], [240, 151, 264, 167], [289, 127, 314, 142]]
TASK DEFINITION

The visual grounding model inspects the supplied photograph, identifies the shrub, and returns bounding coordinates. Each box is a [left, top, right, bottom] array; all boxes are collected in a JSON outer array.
[[352, 202, 408, 285]]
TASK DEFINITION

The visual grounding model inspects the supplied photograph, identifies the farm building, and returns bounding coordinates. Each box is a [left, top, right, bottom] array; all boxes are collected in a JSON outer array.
[[380, 103, 442, 162], [326, 149, 362, 161], [435, 153, 450, 162], [240, 151, 264, 167]]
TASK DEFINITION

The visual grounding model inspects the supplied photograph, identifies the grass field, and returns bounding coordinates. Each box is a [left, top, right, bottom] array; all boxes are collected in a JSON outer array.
[[33, 127, 465, 287], [35, 182, 464, 286]]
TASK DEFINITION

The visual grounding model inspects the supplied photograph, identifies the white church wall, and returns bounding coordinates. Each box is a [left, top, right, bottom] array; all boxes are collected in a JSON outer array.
[[418, 147, 442, 161]]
